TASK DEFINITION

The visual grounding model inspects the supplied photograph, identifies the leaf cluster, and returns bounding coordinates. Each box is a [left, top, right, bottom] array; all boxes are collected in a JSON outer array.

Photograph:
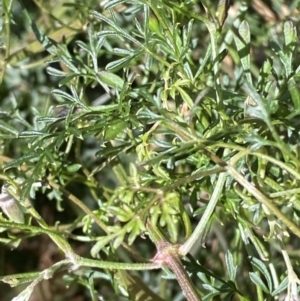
[[1, 0, 300, 301]]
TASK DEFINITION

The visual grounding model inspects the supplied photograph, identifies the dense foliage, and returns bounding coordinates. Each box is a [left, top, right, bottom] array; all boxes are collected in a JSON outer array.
[[1, 1, 300, 301]]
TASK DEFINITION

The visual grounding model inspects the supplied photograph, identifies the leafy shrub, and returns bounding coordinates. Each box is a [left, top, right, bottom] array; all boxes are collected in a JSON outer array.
[[0, 1, 300, 301]]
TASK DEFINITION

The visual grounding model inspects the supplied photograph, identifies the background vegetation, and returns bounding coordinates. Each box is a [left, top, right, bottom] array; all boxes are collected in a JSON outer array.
[[1, 0, 300, 300]]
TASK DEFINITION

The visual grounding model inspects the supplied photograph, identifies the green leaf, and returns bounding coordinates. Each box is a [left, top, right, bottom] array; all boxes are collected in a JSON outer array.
[[202, 283, 219, 293], [104, 120, 127, 140], [66, 164, 82, 173], [106, 56, 134, 71], [288, 78, 300, 110], [19, 1, 57, 56], [250, 257, 272, 292], [127, 218, 145, 245], [103, 0, 126, 10], [234, 20, 252, 85], [4, 153, 39, 170], [97, 71, 125, 90], [225, 250, 237, 281], [271, 276, 288, 296], [52, 89, 77, 103], [91, 10, 143, 47], [112, 232, 125, 249], [284, 20, 297, 49], [18, 131, 45, 138], [109, 206, 133, 222], [216, 0, 230, 26], [91, 235, 115, 257], [46, 67, 68, 77], [0, 120, 18, 136], [176, 86, 193, 108], [249, 272, 270, 293]]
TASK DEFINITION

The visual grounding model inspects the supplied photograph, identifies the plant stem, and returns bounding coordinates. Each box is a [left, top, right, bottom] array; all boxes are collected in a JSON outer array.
[[167, 254, 201, 301], [180, 172, 227, 255], [279, 240, 300, 300], [0, 221, 76, 256], [0, 220, 161, 271], [147, 222, 201, 301], [76, 256, 160, 271]]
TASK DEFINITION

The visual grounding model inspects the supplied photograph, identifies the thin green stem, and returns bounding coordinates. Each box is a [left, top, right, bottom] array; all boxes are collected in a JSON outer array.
[[145, 48, 171, 68], [0, 271, 40, 284], [270, 188, 300, 198], [0, 221, 160, 271], [162, 166, 225, 192], [76, 256, 160, 270], [180, 172, 227, 255], [211, 142, 300, 181], [278, 239, 300, 299], [0, 221, 75, 256]]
